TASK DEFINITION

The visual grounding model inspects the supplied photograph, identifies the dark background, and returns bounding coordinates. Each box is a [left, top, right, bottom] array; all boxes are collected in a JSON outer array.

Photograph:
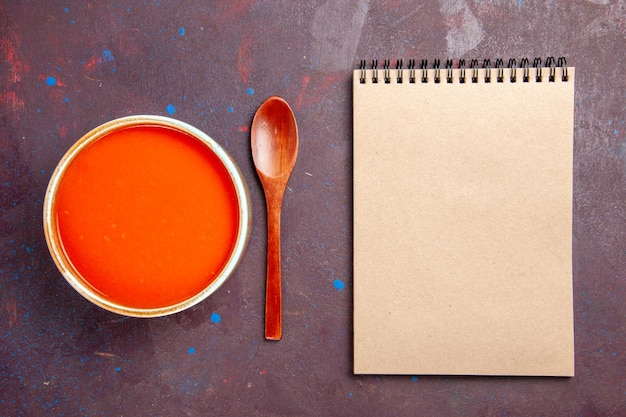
[[1, 1, 625, 416]]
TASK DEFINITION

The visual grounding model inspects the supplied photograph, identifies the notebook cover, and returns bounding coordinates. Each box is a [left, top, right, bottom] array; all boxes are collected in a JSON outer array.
[[353, 66, 575, 376]]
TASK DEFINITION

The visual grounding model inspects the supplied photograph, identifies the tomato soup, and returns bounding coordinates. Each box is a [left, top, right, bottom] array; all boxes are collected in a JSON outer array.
[[45, 118, 249, 314]]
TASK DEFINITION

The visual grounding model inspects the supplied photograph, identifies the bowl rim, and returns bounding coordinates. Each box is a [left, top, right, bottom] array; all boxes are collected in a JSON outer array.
[[43, 115, 251, 318]]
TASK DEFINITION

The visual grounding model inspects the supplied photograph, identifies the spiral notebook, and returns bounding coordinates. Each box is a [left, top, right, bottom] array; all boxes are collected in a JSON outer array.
[[353, 58, 575, 376]]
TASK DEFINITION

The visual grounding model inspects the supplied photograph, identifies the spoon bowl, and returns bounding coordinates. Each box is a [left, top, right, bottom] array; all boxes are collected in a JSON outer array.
[[251, 96, 299, 340]]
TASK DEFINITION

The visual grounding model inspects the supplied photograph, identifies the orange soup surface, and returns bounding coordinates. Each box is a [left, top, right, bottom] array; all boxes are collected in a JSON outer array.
[[55, 125, 240, 309]]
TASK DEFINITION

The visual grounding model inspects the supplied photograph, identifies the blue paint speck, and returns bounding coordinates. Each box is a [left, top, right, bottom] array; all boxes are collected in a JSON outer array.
[[333, 279, 345, 290], [615, 129, 620, 135], [45, 76, 57, 86], [64, 7, 69, 13], [64, 97, 70, 103], [102, 49, 114, 62], [179, 27, 185, 36], [210, 312, 221, 323], [166, 104, 176, 115], [188, 347, 195, 355], [228, 106, 234, 113], [348, 392, 353, 397], [247, 88, 255, 95], [115, 367, 121, 372], [71, 19, 75, 24], [412, 376, 418, 382]]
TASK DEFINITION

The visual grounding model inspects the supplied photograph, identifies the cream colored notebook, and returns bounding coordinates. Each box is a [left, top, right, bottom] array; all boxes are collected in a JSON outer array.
[[353, 58, 575, 376]]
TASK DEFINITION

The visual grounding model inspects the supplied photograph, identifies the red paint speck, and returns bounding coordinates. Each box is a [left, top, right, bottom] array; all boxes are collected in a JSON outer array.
[[0, 38, 30, 83], [0, 92, 25, 112], [295, 76, 310, 111], [84, 54, 101, 71], [214, 0, 254, 21], [6, 299, 17, 329], [237, 36, 253, 84]]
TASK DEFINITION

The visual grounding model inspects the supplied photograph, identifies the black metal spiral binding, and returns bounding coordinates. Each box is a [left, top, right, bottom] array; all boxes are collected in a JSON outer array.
[[508, 58, 517, 83], [371, 59, 378, 84], [421, 59, 428, 83], [495, 58, 504, 82], [459, 59, 466, 84], [357, 57, 569, 84], [482, 59, 491, 83], [383, 59, 391, 84], [359, 59, 366, 84], [546, 57, 556, 82], [521, 58, 530, 82], [470, 59, 479, 83], [433, 59, 441, 84], [408, 59, 416, 83], [558, 57, 568, 81], [533, 57, 542, 82], [446, 59, 454, 84]]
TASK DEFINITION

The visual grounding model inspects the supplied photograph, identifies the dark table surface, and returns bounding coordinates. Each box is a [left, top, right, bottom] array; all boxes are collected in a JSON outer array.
[[2, 1, 625, 416]]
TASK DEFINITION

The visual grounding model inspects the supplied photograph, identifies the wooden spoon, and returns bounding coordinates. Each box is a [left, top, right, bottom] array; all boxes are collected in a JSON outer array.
[[251, 96, 299, 340]]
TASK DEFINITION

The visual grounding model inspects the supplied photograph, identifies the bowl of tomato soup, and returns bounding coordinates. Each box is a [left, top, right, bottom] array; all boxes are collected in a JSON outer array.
[[44, 116, 251, 317]]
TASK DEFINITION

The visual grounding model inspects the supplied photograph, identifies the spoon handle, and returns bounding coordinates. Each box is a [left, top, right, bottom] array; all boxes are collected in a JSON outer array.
[[265, 194, 283, 340]]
